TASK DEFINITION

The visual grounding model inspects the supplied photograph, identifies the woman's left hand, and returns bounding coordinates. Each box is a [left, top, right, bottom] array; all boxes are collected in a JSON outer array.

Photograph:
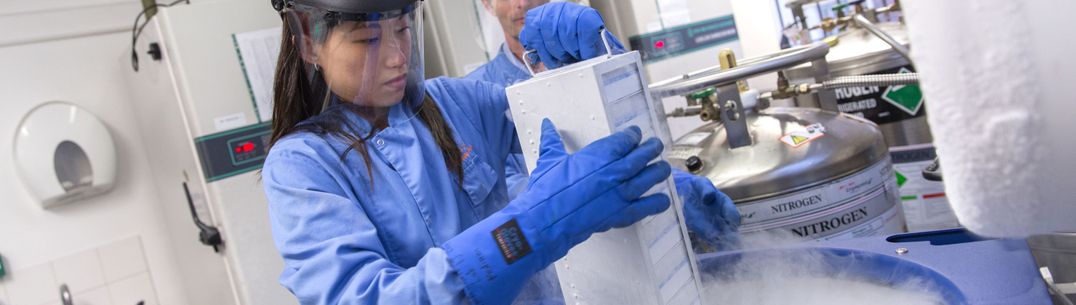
[[674, 169, 741, 252], [519, 2, 625, 69]]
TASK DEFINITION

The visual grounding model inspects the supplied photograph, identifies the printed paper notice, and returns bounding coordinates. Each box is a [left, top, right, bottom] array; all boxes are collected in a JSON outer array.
[[233, 27, 282, 122]]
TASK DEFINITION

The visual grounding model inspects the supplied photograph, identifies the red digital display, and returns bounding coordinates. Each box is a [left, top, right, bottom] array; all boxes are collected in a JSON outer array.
[[234, 141, 256, 153], [654, 40, 665, 49]]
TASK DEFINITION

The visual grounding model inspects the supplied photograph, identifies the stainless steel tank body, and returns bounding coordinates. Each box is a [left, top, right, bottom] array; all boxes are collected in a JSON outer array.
[[650, 43, 906, 246]]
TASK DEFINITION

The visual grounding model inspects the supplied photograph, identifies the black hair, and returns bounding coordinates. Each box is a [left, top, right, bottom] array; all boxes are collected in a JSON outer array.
[[268, 14, 463, 185]]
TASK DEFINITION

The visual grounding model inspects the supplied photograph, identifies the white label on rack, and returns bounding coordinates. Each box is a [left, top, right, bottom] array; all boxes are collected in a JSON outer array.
[[602, 65, 643, 102], [601, 69, 698, 305], [660, 261, 693, 304]]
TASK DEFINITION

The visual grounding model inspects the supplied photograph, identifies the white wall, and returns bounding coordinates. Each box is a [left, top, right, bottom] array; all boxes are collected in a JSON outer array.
[[0, 1, 193, 304], [730, 0, 782, 91], [902, 0, 1076, 237]]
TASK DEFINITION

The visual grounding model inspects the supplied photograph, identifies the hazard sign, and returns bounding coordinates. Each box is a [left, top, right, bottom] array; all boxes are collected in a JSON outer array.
[[881, 67, 924, 116], [780, 123, 826, 148]]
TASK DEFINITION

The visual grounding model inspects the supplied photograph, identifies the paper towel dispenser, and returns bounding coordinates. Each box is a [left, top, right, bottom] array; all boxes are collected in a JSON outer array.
[[13, 102, 117, 208]]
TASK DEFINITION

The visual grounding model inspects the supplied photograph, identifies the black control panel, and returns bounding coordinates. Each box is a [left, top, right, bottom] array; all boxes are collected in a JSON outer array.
[[194, 122, 272, 182], [628, 15, 739, 63], [890, 145, 937, 164]]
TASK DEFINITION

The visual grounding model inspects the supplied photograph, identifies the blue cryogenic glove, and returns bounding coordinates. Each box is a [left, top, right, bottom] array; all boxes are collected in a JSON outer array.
[[519, 2, 626, 69], [674, 170, 742, 252], [443, 119, 672, 305]]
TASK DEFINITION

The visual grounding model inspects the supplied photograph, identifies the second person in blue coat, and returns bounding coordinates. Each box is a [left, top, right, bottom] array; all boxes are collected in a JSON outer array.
[[467, 1, 741, 251]]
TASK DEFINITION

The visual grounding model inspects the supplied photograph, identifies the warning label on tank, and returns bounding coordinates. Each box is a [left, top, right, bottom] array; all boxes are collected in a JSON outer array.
[[834, 65, 925, 125], [779, 123, 826, 148]]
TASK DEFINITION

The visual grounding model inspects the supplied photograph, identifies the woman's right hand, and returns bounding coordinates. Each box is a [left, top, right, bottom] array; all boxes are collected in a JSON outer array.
[[442, 118, 671, 305]]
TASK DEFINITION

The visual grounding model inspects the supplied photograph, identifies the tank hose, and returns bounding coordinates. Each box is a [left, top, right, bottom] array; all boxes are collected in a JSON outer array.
[[818, 73, 920, 90], [760, 73, 922, 101]]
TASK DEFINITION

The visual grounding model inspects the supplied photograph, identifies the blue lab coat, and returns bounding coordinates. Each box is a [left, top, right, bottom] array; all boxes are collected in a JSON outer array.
[[464, 44, 535, 200], [263, 77, 561, 305]]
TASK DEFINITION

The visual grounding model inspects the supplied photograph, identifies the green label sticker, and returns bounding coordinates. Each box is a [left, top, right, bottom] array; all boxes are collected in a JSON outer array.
[[882, 68, 924, 115], [895, 171, 908, 187]]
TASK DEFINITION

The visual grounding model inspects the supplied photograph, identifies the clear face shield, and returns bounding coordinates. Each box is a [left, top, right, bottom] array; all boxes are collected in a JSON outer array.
[[283, 1, 425, 127]]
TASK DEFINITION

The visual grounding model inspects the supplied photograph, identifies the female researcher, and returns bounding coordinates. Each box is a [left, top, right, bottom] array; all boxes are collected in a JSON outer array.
[[261, 0, 740, 304]]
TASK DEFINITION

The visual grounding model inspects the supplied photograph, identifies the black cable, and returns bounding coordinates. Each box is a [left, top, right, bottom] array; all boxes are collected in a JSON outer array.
[[130, 0, 190, 71]]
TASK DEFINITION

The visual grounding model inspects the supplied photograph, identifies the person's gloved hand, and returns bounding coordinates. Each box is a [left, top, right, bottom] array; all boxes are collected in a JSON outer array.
[[674, 170, 741, 252], [519, 2, 626, 69], [443, 119, 671, 305]]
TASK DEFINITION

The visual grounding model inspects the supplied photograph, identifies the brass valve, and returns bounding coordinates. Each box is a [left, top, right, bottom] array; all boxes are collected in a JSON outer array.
[[687, 88, 720, 122], [718, 49, 750, 93]]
